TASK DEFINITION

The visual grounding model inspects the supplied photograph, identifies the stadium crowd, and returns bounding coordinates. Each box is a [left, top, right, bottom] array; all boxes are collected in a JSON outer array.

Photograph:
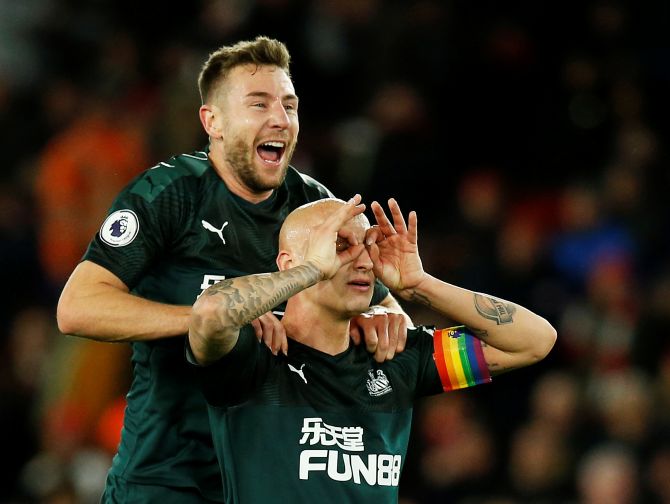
[[1, 0, 669, 502]]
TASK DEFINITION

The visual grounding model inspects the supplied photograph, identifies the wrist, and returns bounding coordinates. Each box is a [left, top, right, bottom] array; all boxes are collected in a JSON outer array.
[[396, 275, 432, 304], [303, 260, 326, 282]]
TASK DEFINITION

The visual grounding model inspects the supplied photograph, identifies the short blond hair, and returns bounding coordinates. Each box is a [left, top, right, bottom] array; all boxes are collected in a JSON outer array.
[[197, 36, 291, 104]]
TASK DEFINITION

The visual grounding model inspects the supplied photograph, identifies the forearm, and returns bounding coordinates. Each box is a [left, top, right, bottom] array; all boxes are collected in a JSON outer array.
[[399, 275, 556, 371], [57, 262, 191, 342], [58, 287, 191, 342], [189, 263, 322, 364]]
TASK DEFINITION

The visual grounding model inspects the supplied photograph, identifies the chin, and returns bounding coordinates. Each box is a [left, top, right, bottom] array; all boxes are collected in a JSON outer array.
[[343, 302, 372, 318]]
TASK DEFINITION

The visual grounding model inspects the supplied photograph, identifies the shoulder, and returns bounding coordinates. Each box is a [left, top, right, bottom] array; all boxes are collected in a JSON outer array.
[[385, 326, 437, 365], [127, 150, 212, 203], [284, 166, 335, 199], [405, 325, 435, 348]]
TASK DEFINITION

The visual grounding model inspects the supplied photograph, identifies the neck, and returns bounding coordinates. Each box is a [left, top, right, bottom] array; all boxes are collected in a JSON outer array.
[[208, 147, 274, 204], [282, 302, 351, 355]]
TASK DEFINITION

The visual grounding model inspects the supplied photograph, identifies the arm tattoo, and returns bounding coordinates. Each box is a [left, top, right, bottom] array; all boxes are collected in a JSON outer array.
[[478, 343, 509, 373], [471, 327, 489, 339], [407, 290, 432, 307], [474, 293, 516, 325], [204, 263, 322, 328]]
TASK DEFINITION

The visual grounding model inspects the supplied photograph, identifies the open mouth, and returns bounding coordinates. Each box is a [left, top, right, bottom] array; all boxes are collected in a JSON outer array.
[[348, 280, 371, 290], [257, 141, 286, 164]]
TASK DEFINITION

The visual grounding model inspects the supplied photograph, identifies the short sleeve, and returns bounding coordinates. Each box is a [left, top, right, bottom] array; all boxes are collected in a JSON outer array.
[[83, 168, 190, 289]]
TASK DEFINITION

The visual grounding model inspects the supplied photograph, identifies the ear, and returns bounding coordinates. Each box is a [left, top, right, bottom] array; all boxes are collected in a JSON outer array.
[[277, 251, 293, 271], [199, 104, 222, 139]]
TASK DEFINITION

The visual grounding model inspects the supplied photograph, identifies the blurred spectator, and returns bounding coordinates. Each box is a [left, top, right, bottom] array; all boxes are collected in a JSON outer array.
[[645, 442, 670, 504], [444, 168, 506, 291], [549, 179, 636, 291], [19, 400, 111, 504], [585, 369, 653, 447], [0, 0, 51, 89], [33, 85, 150, 295], [575, 443, 640, 504], [507, 420, 572, 501], [411, 393, 496, 502]]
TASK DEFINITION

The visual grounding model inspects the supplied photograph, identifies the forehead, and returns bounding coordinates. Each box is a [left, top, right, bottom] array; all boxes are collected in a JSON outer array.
[[338, 213, 370, 239], [224, 64, 295, 99]]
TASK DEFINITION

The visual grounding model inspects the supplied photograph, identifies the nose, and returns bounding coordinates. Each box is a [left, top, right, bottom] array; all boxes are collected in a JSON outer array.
[[354, 247, 373, 271], [269, 100, 290, 129]]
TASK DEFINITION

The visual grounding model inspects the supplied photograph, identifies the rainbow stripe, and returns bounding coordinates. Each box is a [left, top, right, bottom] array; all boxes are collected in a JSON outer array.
[[433, 326, 492, 392]]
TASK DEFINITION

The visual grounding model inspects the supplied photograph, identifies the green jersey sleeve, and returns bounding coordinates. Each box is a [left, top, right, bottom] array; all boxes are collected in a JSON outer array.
[[83, 167, 194, 289]]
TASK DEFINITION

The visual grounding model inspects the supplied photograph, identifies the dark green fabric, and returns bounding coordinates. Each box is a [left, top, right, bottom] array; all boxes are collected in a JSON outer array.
[[102, 474, 220, 503], [196, 326, 443, 503]]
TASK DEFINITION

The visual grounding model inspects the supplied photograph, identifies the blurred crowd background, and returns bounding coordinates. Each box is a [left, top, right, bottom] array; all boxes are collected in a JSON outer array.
[[1, 0, 669, 503]]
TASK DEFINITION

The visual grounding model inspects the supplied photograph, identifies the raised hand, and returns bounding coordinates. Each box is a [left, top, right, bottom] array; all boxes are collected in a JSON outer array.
[[366, 199, 425, 295], [304, 194, 367, 280]]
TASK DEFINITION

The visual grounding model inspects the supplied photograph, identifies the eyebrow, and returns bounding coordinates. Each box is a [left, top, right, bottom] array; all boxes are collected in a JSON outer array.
[[245, 91, 299, 102]]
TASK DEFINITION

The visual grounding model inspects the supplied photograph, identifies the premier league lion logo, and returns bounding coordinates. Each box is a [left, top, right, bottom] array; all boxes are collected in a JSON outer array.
[[109, 217, 128, 238], [100, 210, 139, 247]]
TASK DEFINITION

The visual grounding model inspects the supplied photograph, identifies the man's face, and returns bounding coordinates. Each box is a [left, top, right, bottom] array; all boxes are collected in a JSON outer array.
[[311, 216, 375, 318], [216, 64, 299, 192]]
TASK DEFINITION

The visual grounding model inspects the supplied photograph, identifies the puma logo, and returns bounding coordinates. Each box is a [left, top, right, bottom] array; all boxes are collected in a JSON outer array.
[[202, 220, 229, 244], [288, 363, 307, 384]]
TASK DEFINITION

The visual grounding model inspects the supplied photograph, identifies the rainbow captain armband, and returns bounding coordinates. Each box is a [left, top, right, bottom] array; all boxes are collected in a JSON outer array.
[[433, 326, 492, 392]]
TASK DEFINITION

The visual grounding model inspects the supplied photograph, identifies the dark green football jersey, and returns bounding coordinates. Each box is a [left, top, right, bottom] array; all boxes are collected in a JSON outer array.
[[82, 150, 390, 500], [193, 325, 445, 503]]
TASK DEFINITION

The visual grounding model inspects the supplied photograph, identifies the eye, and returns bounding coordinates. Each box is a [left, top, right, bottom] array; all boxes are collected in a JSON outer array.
[[252, 102, 266, 109], [336, 237, 349, 252], [284, 101, 298, 113]]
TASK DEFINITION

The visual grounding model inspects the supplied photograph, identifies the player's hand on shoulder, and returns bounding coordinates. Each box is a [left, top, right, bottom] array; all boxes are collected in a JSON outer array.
[[350, 306, 408, 363], [252, 312, 288, 356]]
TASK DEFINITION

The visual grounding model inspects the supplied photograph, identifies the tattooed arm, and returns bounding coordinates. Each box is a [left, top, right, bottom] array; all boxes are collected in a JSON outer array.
[[189, 195, 367, 365], [367, 199, 557, 374], [405, 283, 554, 374], [189, 264, 323, 365]]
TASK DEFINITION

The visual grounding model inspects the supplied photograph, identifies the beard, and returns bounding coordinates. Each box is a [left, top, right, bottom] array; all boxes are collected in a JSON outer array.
[[224, 136, 295, 192]]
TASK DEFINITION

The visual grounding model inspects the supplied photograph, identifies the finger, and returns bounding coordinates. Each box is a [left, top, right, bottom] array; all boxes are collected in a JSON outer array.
[[273, 321, 288, 356], [387, 198, 408, 235], [374, 323, 389, 363], [325, 194, 366, 231], [395, 315, 408, 353], [337, 227, 359, 246], [371, 201, 395, 236], [367, 241, 380, 271], [256, 313, 282, 355], [251, 319, 263, 341], [314, 195, 363, 246], [264, 312, 286, 355], [407, 210, 418, 245], [365, 225, 382, 246], [386, 315, 401, 361], [259, 319, 276, 354], [364, 327, 378, 355], [337, 243, 365, 266]]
